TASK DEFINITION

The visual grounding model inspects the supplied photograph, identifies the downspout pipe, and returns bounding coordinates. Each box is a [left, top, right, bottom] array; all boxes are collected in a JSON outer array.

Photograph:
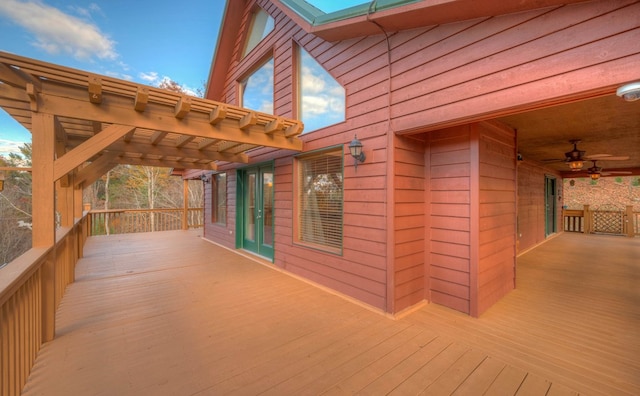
[[366, 1, 395, 315]]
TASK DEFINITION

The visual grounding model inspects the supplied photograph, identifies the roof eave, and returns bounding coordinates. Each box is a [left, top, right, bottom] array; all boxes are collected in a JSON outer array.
[[277, 0, 594, 42]]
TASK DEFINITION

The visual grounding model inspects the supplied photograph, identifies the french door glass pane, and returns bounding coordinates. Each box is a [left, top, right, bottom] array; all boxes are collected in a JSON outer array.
[[262, 172, 273, 247]]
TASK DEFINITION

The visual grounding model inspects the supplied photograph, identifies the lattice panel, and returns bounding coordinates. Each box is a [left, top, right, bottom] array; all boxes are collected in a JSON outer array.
[[592, 210, 624, 235]]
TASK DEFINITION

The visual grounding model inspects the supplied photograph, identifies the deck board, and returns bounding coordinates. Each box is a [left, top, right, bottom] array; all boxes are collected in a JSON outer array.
[[21, 231, 639, 395]]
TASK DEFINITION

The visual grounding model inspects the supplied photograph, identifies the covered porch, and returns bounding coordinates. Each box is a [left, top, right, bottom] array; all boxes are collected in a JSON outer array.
[[20, 230, 640, 396]]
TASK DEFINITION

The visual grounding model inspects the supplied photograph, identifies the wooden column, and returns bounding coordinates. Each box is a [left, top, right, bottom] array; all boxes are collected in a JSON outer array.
[[584, 204, 591, 234], [625, 205, 634, 237], [182, 179, 189, 230], [56, 178, 74, 227], [75, 178, 85, 258], [31, 112, 56, 342]]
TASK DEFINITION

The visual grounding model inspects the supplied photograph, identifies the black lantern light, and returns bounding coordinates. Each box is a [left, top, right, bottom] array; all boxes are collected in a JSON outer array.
[[349, 134, 366, 171]]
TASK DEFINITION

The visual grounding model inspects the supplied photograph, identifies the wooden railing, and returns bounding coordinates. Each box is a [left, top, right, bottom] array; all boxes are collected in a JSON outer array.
[[563, 205, 639, 237], [0, 214, 89, 396], [563, 209, 585, 233], [88, 208, 203, 236]]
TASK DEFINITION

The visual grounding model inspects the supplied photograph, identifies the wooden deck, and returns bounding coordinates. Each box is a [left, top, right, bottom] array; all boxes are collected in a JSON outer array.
[[21, 231, 639, 395]]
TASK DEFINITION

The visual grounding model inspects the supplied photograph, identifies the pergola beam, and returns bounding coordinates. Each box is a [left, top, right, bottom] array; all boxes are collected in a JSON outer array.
[[107, 140, 249, 163], [37, 92, 303, 151], [113, 157, 217, 171], [74, 153, 118, 187], [53, 124, 135, 181]]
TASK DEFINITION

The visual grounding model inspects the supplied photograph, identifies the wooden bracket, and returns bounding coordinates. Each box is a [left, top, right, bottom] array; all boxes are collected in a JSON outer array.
[[239, 111, 257, 130], [88, 76, 102, 104], [26, 82, 38, 111], [134, 87, 149, 112], [174, 96, 191, 119], [265, 117, 284, 134], [285, 121, 304, 137], [209, 105, 227, 125]]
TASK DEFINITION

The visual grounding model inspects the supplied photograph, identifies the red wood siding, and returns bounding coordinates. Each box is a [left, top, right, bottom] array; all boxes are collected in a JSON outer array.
[[209, 0, 393, 311], [203, 170, 236, 249], [393, 135, 426, 312], [389, 0, 640, 133], [204, 0, 638, 315], [427, 126, 472, 314], [424, 122, 517, 316], [517, 162, 563, 253], [476, 122, 517, 316]]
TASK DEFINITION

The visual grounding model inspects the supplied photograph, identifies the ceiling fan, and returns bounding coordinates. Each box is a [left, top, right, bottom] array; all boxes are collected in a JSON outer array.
[[547, 139, 630, 171], [586, 160, 632, 180]]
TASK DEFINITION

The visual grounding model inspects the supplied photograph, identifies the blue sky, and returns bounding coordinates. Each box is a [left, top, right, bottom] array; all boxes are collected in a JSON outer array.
[[0, 0, 364, 156]]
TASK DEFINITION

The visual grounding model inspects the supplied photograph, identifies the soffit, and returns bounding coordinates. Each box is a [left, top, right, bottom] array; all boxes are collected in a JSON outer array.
[[0, 51, 303, 179]]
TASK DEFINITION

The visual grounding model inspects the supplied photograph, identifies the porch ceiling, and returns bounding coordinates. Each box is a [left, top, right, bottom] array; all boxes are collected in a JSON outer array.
[[0, 51, 303, 183], [498, 94, 640, 178]]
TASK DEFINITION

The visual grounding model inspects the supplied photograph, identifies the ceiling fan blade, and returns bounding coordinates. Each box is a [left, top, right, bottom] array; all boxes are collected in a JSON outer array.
[[585, 154, 614, 158], [541, 158, 565, 162], [584, 155, 630, 161]]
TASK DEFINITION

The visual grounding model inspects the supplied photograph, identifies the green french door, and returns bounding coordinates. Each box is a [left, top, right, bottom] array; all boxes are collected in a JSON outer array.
[[545, 175, 557, 237], [237, 163, 274, 260]]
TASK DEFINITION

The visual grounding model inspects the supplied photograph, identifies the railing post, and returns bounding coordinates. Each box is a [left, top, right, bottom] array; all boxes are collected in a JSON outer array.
[[625, 205, 634, 237], [583, 205, 591, 234]]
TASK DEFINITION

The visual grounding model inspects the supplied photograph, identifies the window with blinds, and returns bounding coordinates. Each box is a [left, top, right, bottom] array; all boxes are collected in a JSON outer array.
[[295, 149, 343, 253], [212, 173, 226, 225]]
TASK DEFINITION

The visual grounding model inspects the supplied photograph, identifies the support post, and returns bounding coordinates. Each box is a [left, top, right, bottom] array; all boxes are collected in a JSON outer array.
[[183, 179, 189, 230], [74, 178, 85, 258], [32, 112, 56, 342], [625, 205, 634, 237], [584, 204, 591, 234]]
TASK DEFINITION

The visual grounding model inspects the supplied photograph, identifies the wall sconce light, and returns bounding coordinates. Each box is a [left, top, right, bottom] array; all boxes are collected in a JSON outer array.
[[0, 171, 4, 192], [349, 134, 366, 171], [200, 173, 211, 183]]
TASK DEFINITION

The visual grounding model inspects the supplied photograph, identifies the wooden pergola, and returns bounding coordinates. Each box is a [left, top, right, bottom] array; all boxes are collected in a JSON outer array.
[[0, 51, 303, 342]]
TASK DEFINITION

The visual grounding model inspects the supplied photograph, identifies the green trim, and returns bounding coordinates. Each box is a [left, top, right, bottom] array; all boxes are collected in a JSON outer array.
[[280, 0, 420, 26]]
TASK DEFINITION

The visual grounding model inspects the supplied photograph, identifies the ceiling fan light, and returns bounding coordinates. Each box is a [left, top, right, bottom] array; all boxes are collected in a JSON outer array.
[[568, 160, 583, 170], [616, 82, 640, 102], [590, 172, 600, 180]]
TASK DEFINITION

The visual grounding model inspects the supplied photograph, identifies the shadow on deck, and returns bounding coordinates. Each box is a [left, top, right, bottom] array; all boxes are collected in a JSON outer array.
[[21, 231, 639, 395]]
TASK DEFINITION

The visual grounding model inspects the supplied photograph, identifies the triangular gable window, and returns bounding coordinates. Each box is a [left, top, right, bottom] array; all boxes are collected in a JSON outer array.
[[243, 8, 275, 57], [298, 46, 345, 132]]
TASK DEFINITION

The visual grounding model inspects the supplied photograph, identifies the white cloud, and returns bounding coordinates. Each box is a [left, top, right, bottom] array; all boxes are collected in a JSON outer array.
[[139, 71, 159, 83], [302, 95, 329, 116], [0, 139, 25, 156], [0, 0, 117, 61], [301, 66, 326, 94]]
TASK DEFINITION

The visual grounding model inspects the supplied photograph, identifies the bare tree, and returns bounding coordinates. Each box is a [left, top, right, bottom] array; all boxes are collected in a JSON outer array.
[[0, 145, 33, 265]]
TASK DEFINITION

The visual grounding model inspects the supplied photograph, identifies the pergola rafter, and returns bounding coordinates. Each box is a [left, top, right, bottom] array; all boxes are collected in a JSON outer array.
[[0, 51, 304, 185]]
